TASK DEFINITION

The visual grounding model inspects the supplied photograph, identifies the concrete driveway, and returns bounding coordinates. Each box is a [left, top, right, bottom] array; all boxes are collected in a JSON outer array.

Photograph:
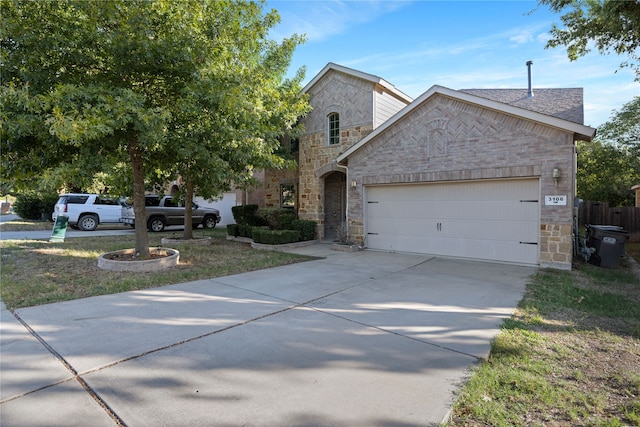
[[1, 244, 535, 426]]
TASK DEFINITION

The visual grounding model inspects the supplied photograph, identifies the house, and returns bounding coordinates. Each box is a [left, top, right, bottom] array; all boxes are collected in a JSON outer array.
[[633, 184, 640, 208], [261, 63, 596, 270]]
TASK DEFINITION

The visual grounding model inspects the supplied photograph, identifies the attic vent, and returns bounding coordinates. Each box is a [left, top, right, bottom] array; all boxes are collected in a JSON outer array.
[[526, 60, 534, 98]]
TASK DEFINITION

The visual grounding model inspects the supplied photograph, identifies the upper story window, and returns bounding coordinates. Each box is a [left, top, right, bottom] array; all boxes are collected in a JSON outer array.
[[328, 112, 340, 145]]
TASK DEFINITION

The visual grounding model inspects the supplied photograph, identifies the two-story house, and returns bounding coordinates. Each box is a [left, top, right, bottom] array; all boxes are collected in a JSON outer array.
[[259, 63, 596, 270]]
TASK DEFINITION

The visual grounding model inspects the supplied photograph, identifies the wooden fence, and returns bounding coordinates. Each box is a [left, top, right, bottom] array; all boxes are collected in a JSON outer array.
[[578, 201, 640, 242]]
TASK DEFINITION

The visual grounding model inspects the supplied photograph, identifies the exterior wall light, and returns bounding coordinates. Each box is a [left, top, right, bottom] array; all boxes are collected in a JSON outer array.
[[552, 167, 561, 186], [351, 179, 357, 189]]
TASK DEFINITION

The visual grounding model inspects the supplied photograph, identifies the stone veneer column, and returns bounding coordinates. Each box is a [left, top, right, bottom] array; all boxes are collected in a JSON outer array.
[[540, 223, 573, 270]]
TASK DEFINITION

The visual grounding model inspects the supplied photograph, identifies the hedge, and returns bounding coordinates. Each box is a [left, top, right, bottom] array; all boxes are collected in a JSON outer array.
[[226, 224, 239, 237], [231, 204, 267, 226], [257, 208, 296, 230], [252, 229, 300, 245], [292, 219, 317, 241], [227, 206, 317, 244]]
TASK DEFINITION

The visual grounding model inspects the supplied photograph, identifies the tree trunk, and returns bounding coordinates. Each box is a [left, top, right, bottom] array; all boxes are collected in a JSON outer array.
[[128, 138, 151, 258], [183, 179, 194, 240]]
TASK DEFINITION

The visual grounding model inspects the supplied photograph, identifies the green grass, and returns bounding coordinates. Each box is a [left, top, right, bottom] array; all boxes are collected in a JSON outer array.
[[0, 218, 56, 231], [446, 258, 640, 427], [627, 241, 640, 265], [0, 228, 316, 309]]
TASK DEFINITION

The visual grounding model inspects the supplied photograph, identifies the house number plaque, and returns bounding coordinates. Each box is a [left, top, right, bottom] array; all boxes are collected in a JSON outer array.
[[545, 195, 567, 206]]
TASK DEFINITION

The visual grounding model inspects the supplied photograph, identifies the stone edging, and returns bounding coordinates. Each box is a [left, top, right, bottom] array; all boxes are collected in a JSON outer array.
[[330, 243, 365, 252], [226, 235, 319, 252], [251, 239, 320, 252], [97, 248, 180, 272]]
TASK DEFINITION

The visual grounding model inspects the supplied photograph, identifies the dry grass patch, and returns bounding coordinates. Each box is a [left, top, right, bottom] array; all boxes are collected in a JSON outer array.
[[447, 258, 640, 427], [0, 228, 316, 309], [0, 219, 54, 231]]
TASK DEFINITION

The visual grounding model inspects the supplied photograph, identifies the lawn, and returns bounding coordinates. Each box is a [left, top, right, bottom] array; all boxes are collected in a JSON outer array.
[[446, 248, 640, 427], [0, 226, 315, 309]]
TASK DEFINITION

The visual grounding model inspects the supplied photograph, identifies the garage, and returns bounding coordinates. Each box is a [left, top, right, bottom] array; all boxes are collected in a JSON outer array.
[[365, 179, 540, 265], [194, 192, 237, 226]]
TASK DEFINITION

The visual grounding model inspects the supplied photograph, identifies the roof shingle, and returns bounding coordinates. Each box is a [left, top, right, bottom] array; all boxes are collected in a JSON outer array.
[[459, 88, 585, 125]]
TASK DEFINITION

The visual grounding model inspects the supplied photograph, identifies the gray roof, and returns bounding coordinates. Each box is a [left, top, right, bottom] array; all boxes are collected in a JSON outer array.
[[459, 88, 584, 125]]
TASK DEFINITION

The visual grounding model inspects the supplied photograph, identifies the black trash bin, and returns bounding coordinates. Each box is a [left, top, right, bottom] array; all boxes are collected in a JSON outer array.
[[585, 225, 630, 268]]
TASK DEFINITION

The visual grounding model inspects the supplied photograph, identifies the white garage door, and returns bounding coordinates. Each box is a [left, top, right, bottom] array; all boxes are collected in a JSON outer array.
[[365, 179, 539, 265], [194, 192, 237, 226]]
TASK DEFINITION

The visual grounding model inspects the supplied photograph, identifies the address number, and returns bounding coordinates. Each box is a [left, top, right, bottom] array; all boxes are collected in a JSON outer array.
[[545, 195, 567, 206]]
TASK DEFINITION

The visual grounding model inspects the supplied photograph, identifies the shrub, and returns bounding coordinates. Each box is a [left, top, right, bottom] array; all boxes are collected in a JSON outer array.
[[292, 220, 317, 241], [226, 224, 239, 237], [231, 204, 265, 226], [252, 229, 300, 245], [258, 208, 297, 230], [13, 193, 58, 220], [237, 224, 253, 238]]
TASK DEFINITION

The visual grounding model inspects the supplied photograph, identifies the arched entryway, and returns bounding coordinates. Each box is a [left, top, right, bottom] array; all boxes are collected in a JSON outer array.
[[323, 171, 346, 241]]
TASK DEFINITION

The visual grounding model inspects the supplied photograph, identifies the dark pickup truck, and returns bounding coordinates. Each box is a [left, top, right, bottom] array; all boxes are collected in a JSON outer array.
[[120, 195, 221, 232]]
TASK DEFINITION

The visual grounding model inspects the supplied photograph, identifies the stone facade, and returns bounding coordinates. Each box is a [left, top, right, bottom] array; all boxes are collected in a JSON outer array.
[[268, 67, 408, 239], [260, 63, 594, 270], [346, 93, 578, 270]]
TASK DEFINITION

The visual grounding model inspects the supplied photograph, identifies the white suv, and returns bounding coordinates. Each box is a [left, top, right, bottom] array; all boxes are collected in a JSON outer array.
[[52, 194, 126, 231]]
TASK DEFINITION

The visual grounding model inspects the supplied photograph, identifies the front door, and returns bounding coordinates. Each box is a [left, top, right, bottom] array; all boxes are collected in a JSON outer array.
[[324, 172, 346, 241]]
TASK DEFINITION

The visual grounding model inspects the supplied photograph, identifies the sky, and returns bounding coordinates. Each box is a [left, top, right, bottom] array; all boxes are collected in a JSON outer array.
[[267, 0, 639, 128]]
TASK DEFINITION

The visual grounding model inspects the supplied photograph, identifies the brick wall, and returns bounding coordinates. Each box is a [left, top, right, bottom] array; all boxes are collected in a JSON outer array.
[[347, 94, 577, 269], [295, 70, 377, 238]]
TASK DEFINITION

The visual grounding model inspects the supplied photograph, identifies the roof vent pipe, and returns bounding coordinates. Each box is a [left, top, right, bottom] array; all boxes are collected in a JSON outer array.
[[526, 60, 534, 98]]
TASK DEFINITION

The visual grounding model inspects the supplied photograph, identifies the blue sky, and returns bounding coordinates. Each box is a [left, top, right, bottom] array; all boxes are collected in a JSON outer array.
[[267, 0, 639, 128]]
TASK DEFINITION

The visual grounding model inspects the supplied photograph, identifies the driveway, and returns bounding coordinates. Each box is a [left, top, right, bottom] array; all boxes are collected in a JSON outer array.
[[1, 244, 535, 426]]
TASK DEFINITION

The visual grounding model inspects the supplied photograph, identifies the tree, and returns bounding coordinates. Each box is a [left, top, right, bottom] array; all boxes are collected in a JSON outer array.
[[577, 98, 640, 206], [577, 97, 640, 206], [540, 0, 640, 81], [597, 96, 640, 156], [1, 1, 308, 254], [161, 3, 309, 240], [577, 139, 638, 206]]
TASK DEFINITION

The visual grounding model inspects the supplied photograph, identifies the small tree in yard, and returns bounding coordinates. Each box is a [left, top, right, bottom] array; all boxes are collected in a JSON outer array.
[[1, 0, 309, 254]]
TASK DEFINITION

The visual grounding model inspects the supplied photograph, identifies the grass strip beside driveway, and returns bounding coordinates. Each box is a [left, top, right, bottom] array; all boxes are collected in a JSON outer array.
[[447, 257, 640, 427], [0, 228, 315, 309]]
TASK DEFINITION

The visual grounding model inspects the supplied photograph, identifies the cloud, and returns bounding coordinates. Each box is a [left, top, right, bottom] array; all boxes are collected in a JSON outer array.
[[537, 32, 552, 44], [269, 0, 412, 42], [509, 31, 534, 45]]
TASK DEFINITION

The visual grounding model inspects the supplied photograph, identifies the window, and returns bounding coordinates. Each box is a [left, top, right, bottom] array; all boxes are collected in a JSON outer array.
[[66, 195, 89, 204], [328, 113, 340, 145], [280, 184, 295, 208]]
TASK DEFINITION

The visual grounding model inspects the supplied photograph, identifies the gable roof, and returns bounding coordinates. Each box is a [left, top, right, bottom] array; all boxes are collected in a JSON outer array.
[[460, 88, 585, 125], [337, 85, 596, 164], [303, 62, 413, 103]]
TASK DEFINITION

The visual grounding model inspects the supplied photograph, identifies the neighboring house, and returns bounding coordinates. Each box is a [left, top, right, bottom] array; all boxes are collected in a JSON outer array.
[[262, 62, 596, 270]]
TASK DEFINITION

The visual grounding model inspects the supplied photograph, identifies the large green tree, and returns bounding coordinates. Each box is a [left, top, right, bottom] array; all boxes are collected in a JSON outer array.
[[598, 96, 640, 156], [540, 0, 640, 80], [577, 139, 638, 206], [1, 0, 308, 255], [163, 3, 309, 240], [577, 97, 640, 206]]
